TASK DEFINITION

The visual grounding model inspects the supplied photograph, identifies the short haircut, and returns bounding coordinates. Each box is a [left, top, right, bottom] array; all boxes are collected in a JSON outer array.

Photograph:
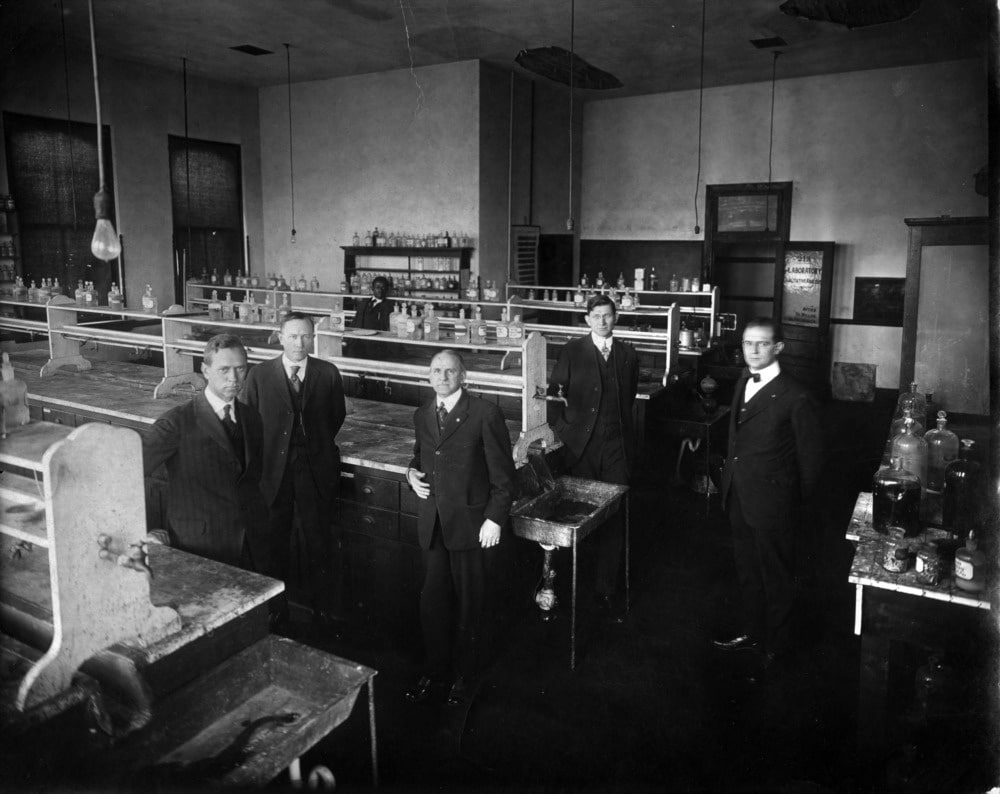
[[280, 311, 314, 331], [203, 333, 246, 366], [586, 294, 617, 314], [372, 276, 390, 289], [743, 316, 783, 344], [431, 348, 467, 374]]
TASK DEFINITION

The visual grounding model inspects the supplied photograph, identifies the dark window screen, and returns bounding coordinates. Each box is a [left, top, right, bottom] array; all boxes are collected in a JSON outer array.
[[4, 111, 117, 300], [169, 136, 244, 301]]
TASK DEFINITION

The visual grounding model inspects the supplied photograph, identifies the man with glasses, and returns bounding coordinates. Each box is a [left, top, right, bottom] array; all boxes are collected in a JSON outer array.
[[715, 317, 825, 677], [243, 312, 347, 628]]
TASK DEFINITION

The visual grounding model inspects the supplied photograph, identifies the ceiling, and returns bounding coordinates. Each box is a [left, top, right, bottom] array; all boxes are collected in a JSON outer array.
[[0, 0, 987, 97]]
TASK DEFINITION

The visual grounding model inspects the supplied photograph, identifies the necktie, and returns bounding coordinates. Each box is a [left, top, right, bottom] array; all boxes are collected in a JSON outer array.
[[289, 365, 301, 394], [601, 342, 611, 361], [745, 369, 762, 383], [437, 402, 448, 431], [221, 404, 241, 452]]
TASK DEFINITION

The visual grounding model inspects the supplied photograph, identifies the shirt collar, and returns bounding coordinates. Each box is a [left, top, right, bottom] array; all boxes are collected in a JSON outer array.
[[282, 355, 308, 379], [204, 387, 235, 419], [591, 332, 613, 351], [748, 360, 781, 386], [370, 298, 383, 307], [438, 388, 463, 413]]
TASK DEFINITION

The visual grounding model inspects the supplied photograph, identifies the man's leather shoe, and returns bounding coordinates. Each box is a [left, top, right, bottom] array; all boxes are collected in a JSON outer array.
[[446, 676, 470, 707], [712, 633, 759, 652], [405, 676, 435, 703]]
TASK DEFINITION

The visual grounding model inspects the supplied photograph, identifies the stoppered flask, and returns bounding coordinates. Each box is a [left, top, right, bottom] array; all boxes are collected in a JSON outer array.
[[954, 530, 986, 593], [890, 413, 928, 494], [924, 410, 959, 493], [873, 457, 921, 536]]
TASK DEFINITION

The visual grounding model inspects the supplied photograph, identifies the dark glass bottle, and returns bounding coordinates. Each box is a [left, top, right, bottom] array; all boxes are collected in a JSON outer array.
[[873, 457, 922, 536], [943, 439, 984, 538]]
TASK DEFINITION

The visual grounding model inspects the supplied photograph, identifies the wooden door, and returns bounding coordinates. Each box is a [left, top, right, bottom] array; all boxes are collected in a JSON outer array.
[[772, 241, 835, 397]]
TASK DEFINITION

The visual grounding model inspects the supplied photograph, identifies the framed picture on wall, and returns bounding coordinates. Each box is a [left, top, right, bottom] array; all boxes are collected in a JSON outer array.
[[705, 182, 792, 242], [853, 277, 905, 327]]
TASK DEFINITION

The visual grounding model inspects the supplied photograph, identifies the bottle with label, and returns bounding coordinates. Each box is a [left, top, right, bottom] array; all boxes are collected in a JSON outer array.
[[669, 273, 680, 292], [469, 306, 487, 345], [465, 276, 480, 301], [75, 280, 86, 306], [453, 308, 470, 344], [679, 321, 694, 349], [648, 270, 659, 291], [208, 290, 222, 320], [236, 270, 246, 288], [27, 280, 37, 303], [328, 304, 346, 332], [352, 231, 360, 247], [310, 275, 320, 292], [495, 307, 510, 346], [872, 457, 922, 536], [620, 287, 635, 311], [297, 274, 308, 291], [573, 285, 585, 306], [222, 292, 235, 320], [13, 277, 27, 302], [395, 302, 409, 338], [211, 268, 219, 285], [508, 313, 524, 347], [239, 294, 253, 324], [943, 439, 984, 537], [223, 269, 233, 287], [595, 271, 605, 290], [277, 293, 292, 324], [924, 410, 960, 493], [890, 413, 928, 494], [372, 227, 381, 247], [84, 281, 96, 305], [406, 305, 423, 340], [617, 272, 626, 289], [262, 293, 276, 324], [141, 284, 158, 315], [423, 304, 440, 341], [954, 530, 986, 592]]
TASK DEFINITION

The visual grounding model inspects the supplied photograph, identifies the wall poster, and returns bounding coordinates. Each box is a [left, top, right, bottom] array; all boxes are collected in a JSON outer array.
[[780, 248, 824, 328]]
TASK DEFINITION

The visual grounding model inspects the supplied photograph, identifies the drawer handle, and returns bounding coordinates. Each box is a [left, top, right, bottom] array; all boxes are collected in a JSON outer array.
[[361, 486, 374, 495], [361, 515, 375, 525]]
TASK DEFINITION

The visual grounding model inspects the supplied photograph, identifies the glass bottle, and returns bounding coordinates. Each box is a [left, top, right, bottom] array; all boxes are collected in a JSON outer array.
[[277, 293, 292, 324], [13, 276, 27, 302], [621, 287, 635, 311], [352, 231, 360, 247], [669, 273, 680, 292], [223, 269, 233, 287], [453, 308, 470, 344], [595, 271, 605, 289], [943, 439, 984, 538], [141, 284, 158, 315], [75, 280, 86, 306], [395, 302, 409, 338], [873, 457, 922, 536], [924, 410, 959, 493], [890, 413, 928, 494], [208, 289, 222, 320], [423, 304, 440, 342], [222, 292, 235, 320], [894, 381, 928, 429], [508, 313, 524, 346], [469, 306, 487, 345], [890, 406, 924, 439], [573, 285, 585, 306], [954, 530, 986, 593], [648, 270, 658, 291], [406, 305, 423, 340], [495, 307, 510, 346]]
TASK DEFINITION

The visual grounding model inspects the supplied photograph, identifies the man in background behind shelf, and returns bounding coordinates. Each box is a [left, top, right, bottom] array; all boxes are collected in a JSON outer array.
[[352, 275, 394, 331]]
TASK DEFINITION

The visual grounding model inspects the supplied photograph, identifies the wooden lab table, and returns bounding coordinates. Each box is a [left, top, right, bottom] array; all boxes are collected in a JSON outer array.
[[845, 492, 993, 780]]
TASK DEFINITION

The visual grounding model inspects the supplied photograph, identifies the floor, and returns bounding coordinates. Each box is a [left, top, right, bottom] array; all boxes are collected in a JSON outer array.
[[273, 399, 999, 793]]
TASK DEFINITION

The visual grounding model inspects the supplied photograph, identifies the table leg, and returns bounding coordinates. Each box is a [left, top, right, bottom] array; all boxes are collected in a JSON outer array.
[[289, 757, 302, 787], [367, 678, 379, 787], [624, 495, 631, 614], [571, 535, 578, 671], [854, 583, 863, 636]]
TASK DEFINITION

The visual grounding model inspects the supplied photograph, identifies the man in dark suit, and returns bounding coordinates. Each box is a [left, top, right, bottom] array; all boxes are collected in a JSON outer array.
[[716, 318, 825, 669], [242, 312, 347, 625], [404, 350, 516, 706], [142, 334, 269, 570], [351, 275, 394, 330], [548, 294, 639, 616]]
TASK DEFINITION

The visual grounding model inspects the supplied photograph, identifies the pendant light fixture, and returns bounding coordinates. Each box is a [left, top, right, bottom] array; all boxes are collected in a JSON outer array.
[[284, 43, 297, 245], [87, 0, 121, 262], [693, 0, 706, 235], [566, 0, 575, 232], [764, 51, 780, 233]]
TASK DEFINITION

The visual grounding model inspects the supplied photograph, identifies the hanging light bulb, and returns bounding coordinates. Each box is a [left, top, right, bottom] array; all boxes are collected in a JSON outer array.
[[88, 0, 120, 262]]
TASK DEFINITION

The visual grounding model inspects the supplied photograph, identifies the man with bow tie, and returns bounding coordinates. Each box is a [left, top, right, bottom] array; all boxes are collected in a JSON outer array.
[[715, 318, 825, 673], [243, 312, 347, 628], [143, 334, 269, 571], [404, 350, 516, 706], [548, 294, 639, 618]]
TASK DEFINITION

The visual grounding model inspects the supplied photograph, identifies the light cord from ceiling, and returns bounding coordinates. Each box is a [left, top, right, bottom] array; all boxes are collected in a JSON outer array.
[[765, 50, 780, 232], [285, 43, 297, 243], [59, 0, 78, 232], [87, 0, 121, 263], [398, 0, 426, 116], [88, 0, 106, 195], [567, 0, 575, 231], [693, 0, 706, 235], [183, 57, 192, 282]]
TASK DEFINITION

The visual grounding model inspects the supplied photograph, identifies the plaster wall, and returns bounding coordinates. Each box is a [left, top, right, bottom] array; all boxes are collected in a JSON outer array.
[[582, 59, 987, 388], [0, 48, 262, 310], [257, 61, 480, 287]]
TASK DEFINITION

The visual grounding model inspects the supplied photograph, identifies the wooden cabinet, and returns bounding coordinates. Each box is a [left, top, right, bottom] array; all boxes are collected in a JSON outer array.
[[0, 205, 22, 290], [342, 246, 472, 300]]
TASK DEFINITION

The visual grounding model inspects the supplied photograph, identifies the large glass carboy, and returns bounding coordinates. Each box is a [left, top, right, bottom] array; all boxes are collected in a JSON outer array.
[[873, 457, 922, 536], [924, 410, 959, 493]]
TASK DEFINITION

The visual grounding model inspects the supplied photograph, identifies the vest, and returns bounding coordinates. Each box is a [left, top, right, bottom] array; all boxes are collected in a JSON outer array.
[[287, 373, 307, 447], [596, 346, 622, 435]]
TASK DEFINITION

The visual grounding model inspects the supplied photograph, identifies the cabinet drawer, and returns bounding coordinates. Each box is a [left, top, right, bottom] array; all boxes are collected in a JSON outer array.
[[340, 471, 399, 511], [340, 502, 399, 541], [41, 407, 78, 427]]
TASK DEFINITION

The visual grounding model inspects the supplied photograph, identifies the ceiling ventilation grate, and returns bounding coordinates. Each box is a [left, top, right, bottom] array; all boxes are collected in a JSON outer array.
[[230, 45, 274, 56], [750, 36, 787, 49]]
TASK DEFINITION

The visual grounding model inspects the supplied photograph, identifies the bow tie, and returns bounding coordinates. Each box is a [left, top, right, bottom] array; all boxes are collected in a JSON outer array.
[[744, 370, 762, 383]]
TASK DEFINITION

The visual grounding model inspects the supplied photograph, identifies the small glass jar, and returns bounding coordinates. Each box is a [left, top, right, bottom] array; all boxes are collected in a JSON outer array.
[[915, 542, 940, 586], [882, 528, 909, 573]]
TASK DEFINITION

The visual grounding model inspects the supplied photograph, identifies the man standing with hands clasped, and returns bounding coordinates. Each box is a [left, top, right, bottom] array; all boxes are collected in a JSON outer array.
[[404, 350, 516, 706], [716, 318, 825, 677]]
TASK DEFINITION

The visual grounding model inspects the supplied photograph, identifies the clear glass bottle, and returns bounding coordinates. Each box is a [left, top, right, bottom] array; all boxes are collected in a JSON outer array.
[[141, 284, 158, 315], [508, 313, 524, 346], [894, 381, 928, 429], [924, 410, 959, 493], [954, 530, 986, 593], [222, 292, 235, 320], [277, 293, 292, 324], [495, 307, 510, 345], [668, 273, 680, 292], [423, 304, 440, 341], [75, 280, 85, 306], [873, 457, 922, 536], [453, 308, 470, 344], [890, 414, 928, 493], [469, 306, 487, 345], [943, 439, 984, 538], [620, 287, 635, 311], [890, 406, 925, 439], [208, 289, 222, 320]]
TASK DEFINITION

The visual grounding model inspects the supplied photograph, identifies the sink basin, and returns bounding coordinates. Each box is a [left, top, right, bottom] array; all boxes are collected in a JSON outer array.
[[510, 476, 628, 548]]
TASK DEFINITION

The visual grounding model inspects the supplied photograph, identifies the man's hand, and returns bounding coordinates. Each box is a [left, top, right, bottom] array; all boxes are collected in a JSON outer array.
[[479, 519, 501, 548], [407, 468, 430, 499]]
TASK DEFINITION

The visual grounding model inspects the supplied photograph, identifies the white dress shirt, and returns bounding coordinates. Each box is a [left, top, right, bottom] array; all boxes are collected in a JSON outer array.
[[745, 360, 780, 402], [437, 388, 463, 414], [204, 387, 237, 423], [590, 332, 613, 357], [282, 355, 308, 382]]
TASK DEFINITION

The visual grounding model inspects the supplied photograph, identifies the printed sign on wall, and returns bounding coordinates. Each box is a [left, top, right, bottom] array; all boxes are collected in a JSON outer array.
[[781, 249, 824, 328]]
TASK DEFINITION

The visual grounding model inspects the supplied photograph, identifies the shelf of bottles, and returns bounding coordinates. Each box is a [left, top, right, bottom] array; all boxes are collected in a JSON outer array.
[[0, 195, 21, 299]]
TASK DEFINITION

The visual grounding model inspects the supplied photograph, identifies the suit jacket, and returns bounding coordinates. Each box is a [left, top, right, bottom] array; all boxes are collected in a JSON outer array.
[[548, 334, 640, 470], [352, 297, 395, 331], [720, 370, 826, 530], [241, 354, 347, 505], [409, 390, 516, 551], [142, 391, 269, 567]]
